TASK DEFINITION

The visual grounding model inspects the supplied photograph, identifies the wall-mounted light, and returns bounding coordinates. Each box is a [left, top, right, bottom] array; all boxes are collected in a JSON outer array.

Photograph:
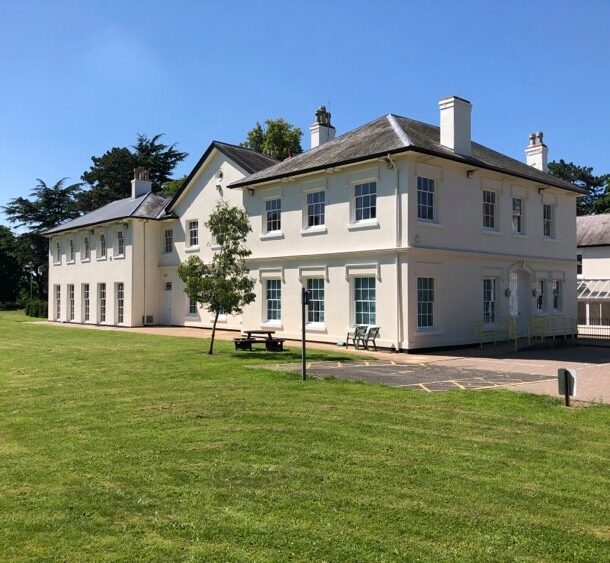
[[247, 188, 255, 196], [504, 288, 512, 297], [466, 169, 476, 178], [532, 288, 539, 297]]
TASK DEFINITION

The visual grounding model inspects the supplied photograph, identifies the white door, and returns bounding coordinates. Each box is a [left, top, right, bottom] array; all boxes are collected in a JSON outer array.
[[515, 271, 531, 336], [163, 282, 172, 325]]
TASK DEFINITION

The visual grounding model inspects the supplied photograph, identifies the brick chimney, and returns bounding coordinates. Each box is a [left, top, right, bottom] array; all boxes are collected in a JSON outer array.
[[438, 96, 472, 156], [310, 106, 336, 149], [131, 167, 152, 198], [524, 132, 548, 172]]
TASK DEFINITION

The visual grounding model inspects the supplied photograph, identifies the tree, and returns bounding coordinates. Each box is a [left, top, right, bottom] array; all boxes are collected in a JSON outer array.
[[160, 176, 187, 198], [177, 200, 255, 354], [79, 134, 187, 211], [3, 178, 82, 298], [0, 226, 22, 303], [241, 118, 302, 160], [548, 160, 610, 215]]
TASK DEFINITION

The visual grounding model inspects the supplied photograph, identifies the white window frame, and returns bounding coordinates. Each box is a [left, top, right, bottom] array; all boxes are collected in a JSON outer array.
[[482, 189, 497, 230], [304, 190, 326, 232], [353, 276, 376, 326], [116, 230, 125, 258], [552, 279, 562, 311], [68, 284, 75, 321], [54, 284, 61, 320], [512, 197, 524, 235], [483, 278, 497, 325], [352, 181, 377, 225], [264, 279, 282, 323], [82, 283, 90, 322], [116, 282, 125, 325], [163, 228, 174, 254], [187, 220, 199, 250], [53, 240, 61, 265], [536, 279, 546, 312], [98, 233, 107, 260], [417, 277, 435, 330], [264, 198, 282, 234], [68, 239, 75, 263], [187, 297, 198, 316], [82, 236, 90, 262], [543, 203, 554, 238], [417, 176, 436, 222], [98, 283, 107, 323], [306, 277, 325, 325]]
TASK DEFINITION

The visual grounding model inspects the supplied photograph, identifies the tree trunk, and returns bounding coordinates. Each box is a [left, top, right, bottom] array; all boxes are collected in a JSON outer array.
[[208, 310, 220, 355]]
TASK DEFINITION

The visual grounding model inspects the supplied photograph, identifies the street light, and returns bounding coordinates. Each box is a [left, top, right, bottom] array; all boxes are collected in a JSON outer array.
[[301, 287, 310, 381]]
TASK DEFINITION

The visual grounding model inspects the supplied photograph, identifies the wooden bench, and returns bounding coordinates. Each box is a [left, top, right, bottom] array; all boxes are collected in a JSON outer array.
[[233, 336, 286, 352]]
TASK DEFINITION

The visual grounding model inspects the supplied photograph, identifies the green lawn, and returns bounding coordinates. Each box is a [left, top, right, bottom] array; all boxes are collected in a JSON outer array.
[[0, 311, 608, 561]]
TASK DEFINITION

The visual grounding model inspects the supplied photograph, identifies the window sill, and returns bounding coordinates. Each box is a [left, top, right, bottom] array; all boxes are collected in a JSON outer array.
[[261, 321, 283, 330], [543, 237, 557, 242], [301, 226, 327, 236], [185, 246, 200, 253], [260, 231, 284, 241], [347, 219, 379, 231], [306, 323, 327, 333], [414, 327, 443, 336], [481, 228, 503, 236], [417, 220, 443, 229], [114, 255, 125, 260], [53, 262, 61, 266], [81, 258, 90, 264], [96, 257, 107, 262], [210, 244, 222, 251], [211, 315, 228, 324], [511, 233, 528, 239], [67, 260, 75, 265]]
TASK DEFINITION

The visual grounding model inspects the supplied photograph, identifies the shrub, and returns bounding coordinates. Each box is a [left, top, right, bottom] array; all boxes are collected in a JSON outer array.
[[0, 302, 21, 311], [24, 299, 48, 318]]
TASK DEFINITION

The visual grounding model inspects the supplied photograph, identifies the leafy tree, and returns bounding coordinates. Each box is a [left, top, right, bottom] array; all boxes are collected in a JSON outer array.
[[0, 226, 22, 303], [548, 160, 610, 215], [79, 134, 187, 211], [2, 178, 82, 298], [160, 176, 187, 198], [241, 118, 302, 160], [177, 200, 255, 354]]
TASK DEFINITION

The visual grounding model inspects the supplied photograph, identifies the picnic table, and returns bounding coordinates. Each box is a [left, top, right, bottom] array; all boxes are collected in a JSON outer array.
[[234, 329, 285, 352]]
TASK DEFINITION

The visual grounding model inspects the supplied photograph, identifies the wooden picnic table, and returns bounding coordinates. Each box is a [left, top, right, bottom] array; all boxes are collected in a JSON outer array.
[[242, 329, 276, 340]]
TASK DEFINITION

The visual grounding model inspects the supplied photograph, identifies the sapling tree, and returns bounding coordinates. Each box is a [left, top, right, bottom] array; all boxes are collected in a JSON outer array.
[[177, 200, 255, 354]]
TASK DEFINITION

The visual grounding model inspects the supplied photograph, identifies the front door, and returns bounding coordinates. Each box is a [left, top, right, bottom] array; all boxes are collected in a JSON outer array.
[[510, 270, 531, 336], [163, 281, 172, 325]]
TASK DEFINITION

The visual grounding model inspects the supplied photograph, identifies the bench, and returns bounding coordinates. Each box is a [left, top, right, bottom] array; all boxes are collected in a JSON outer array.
[[233, 336, 286, 352]]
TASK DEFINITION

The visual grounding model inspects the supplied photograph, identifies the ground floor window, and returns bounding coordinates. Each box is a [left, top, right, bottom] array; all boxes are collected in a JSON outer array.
[[552, 280, 562, 311], [483, 278, 496, 324], [116, 283, 124, 324], [188, 298, 197, 315], [68, 284, 75, 321], [54, 285, 61, 320], [417, 277, 434, 328], [266, 279, 281, 321], [98, 283, 106, 323], [306, 278, 325, 324], [354, 277, 376, 325], [536, 280, 545, 311], [83, 284, 90, 322]]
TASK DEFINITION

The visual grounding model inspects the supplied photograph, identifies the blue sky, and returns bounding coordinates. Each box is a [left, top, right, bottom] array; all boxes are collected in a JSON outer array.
[[1, 0, 608, 225]]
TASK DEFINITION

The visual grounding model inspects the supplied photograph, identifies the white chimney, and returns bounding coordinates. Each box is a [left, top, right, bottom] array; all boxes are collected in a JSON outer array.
[[524, 131, 548, 172], [438, 96, 472, 156], [131, 167, 152, 198], [310, 106, 336, 149]]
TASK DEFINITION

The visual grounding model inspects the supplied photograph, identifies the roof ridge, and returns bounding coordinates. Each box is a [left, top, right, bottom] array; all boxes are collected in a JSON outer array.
[[212, 140, 279, 161], [386, 114, 411, 146]]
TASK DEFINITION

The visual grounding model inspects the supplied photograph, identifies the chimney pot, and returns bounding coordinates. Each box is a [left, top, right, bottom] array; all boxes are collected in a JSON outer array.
[[525, 131, 548, 172], [310, 106, 336, 149], [131, 167, 153, 198]]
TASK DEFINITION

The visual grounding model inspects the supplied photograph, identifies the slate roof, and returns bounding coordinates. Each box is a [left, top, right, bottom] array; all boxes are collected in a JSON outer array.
[[229, 114, 585, 194], [577, 214, 610, 247], [45, 192, 169, 235], [166, 141, 278, 210]]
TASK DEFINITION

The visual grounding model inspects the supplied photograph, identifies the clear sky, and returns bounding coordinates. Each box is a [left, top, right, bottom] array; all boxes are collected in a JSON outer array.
[[1, 0, 608, 225]]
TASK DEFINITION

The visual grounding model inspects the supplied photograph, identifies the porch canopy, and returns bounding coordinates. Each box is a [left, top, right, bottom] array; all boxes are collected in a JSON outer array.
[[577, 279, 610, 300]]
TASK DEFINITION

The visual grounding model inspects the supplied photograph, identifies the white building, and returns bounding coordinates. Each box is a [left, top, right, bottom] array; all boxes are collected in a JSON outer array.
[[47, 97, 584, 351]]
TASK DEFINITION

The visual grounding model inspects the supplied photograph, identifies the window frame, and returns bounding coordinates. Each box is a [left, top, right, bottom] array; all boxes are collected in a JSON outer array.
[[552, 279, 562, 311], [483, 278, 497, 325], [54, 284, 61, 320], [353, 181, 377, 224], [82, 236, 90, 262], [577, 253, 583, 277], [306, 277, 325, 325], [543, 203, 554, 238], [536, 279, 546, 312], [163, 228, 174, 254], [98, 282, 107, 323], [98, 233, 107, 260], [68, 284, 75, 321], [187, 220, 199, 249], [264, 198, 282, 234], [68, 239, 75, 263], [353, 276, 376, 326], [304, 189, 326, 231], [82, 283, 90, 322], [188, 297, 198, 316], [116, 230, 125, 258], [512, 197, 524, 235], [264, 279, 282, 323], [417, 277, 435, 330], [417, 176, 436, 222], [53, 240, 61, 265], [116, 282, 125, 324], [482, 189, 497, 230]]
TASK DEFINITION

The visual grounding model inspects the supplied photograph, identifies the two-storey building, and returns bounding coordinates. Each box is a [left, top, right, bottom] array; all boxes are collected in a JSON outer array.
[[47, 96, 583, 350]]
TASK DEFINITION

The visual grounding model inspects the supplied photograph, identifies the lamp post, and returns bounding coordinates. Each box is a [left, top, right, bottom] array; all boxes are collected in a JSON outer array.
[[301, 287, 310, 381]]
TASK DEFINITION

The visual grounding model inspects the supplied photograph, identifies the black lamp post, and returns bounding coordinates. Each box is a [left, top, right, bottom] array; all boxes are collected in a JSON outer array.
[[301, 287, 310, 381]]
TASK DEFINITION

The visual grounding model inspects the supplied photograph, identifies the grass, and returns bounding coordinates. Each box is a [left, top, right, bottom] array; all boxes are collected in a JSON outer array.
[[0, 311, 608, 562]]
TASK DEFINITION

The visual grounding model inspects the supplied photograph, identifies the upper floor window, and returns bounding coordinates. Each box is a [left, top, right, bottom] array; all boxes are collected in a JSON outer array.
[[54, 241, 61, 264], [116, 231, 125, 257], [417, 177, 435, 221], [417, 277, 435, 328], [164, 229, 173, 254], [543, 204, 554, 238], [99, 234, 107, 258], [577, 254, 583, 276], [306, 191, 325, 227], [512, 197, 523, 234], [483, 278, 496, 324], [354, 182, 376, 222], [68, 239, 75, 262], [82, 236, 90, 261], [265, 199, 282, 233], [188, 220, 199, 248], [482, 190, 497, 229]]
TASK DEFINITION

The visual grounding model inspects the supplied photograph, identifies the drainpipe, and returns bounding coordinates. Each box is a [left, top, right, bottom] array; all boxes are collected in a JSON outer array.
[[143, 220, 147, 325], [386, 154, 403, 351]]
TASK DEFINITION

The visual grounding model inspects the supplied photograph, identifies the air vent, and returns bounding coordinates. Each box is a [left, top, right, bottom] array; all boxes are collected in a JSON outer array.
[[145, 315, 154, 325]]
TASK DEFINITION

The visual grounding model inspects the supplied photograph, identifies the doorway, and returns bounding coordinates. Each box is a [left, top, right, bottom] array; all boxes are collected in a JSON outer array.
[[509, 270, 531, 336], [163, 281, 172, 325]]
